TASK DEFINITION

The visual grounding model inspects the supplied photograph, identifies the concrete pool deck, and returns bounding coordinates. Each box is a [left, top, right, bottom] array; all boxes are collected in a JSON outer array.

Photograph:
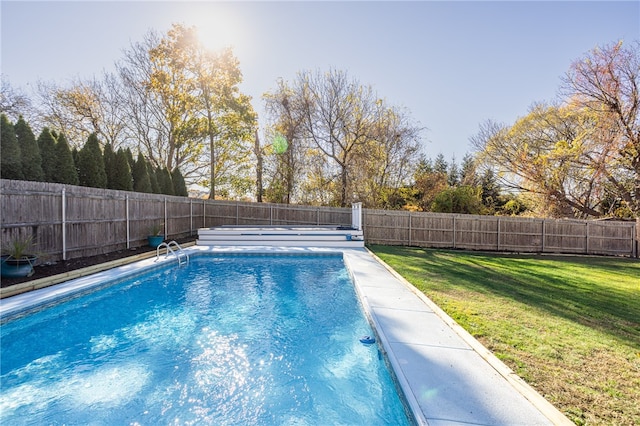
[[343, 248, 571, 426], [0, 245, 571, 425]]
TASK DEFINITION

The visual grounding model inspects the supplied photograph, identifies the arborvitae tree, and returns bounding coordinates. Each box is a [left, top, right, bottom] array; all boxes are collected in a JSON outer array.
[[132, 152, 152, 193], [37, 128, 57, 182], [171, 167, 188, 196], [103, 142, 116, 189], [15, 116, 43, 181], [53, 133, 79, 185], [157, 166, 174, 195], [111, 148, 133, 191], [77, 133, 107, 188], [0, 114, 23, 179], [149, 164, 160, 194], [124, 148, 135, 170]]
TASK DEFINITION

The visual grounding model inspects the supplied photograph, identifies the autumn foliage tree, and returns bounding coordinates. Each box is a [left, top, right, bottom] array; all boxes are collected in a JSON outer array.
[[474, 41, 639, 218], [117, 24, 256, 197]]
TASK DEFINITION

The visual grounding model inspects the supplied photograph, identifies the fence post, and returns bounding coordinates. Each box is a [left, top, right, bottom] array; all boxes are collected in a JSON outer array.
[[203, 199, 206, 228], [542, 219, 546, 253], [126, 195, 130, 249], [497, 217, 501, 251], [408, 212, 412, 246], [585, 222, 589, 254], [631, 217, 640, 258], [62, 188, 66, 261], [452, 215, 456, 248], [190, 199, 193, 236]]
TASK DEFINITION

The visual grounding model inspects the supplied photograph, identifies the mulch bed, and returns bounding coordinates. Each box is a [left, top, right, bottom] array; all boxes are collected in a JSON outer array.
[[1, 238, 196, 289]]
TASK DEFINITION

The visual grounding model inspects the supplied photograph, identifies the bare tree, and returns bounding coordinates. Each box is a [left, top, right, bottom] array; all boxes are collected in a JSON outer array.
[[351, 104, 422, 206], [264, 69, 424, 207], [263, 78, 309, 204], [36, 74, 128, 149], [0, 76, 33, 123]]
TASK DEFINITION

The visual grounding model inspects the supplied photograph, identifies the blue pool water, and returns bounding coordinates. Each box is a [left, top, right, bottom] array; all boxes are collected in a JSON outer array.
[[0, 254, 412, 425]]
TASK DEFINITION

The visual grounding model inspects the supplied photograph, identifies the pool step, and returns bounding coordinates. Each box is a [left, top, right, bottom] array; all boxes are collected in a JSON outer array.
[[197, 226, 365, 248]]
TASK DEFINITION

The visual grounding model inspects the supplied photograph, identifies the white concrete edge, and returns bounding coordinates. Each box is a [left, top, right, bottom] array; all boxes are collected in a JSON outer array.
[[343, 250, 430, 426], [0, 252, 180, 319], [364, 248, 574, 426]]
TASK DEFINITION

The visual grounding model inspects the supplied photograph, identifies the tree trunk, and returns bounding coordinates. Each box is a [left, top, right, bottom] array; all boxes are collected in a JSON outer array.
[[255, 130, 263, 203], [209, 135, 215, 200]]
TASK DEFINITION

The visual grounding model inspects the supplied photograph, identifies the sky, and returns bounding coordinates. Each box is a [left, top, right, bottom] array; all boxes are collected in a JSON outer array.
[[1, 1, 638, 161]]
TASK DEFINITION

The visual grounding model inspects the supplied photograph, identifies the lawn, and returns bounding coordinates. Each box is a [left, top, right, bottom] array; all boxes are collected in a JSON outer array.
[[368, 245, 640, 426]]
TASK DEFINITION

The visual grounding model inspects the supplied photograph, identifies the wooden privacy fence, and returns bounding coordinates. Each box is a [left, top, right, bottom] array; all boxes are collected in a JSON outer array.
[[1, 179, 638, 262], [0, 180, 353, 262], [364, 209, 637, 257]]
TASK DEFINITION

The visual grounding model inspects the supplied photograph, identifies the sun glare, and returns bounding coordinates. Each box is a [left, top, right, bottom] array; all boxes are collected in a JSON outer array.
[[190, 11, 246, 54]]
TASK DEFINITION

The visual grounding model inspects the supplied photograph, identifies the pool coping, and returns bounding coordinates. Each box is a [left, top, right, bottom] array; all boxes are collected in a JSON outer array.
[[0, 245, 571, 425]]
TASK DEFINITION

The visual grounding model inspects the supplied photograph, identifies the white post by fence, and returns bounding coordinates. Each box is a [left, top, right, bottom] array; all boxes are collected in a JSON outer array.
[[352, 202, 362, 230], [164, 198, 168, 236]]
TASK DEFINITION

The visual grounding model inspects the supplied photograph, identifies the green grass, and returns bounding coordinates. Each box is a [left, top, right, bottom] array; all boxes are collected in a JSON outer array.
[[368, 245, 640, 426]]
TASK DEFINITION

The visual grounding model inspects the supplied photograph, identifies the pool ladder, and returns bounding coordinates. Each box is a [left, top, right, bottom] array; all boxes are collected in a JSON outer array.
[[156, 241, 189, 266]]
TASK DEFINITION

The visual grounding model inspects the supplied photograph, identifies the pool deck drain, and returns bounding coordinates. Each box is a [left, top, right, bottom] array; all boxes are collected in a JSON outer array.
[[0, 245, 571, 425]]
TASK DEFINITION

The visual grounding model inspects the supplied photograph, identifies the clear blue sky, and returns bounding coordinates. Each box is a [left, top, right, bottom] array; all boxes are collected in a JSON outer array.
[[2, 1, 638, 161]]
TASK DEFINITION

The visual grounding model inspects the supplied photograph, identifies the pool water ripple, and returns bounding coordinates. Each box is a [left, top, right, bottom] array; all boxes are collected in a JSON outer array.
[[1, 254, 412, 425]]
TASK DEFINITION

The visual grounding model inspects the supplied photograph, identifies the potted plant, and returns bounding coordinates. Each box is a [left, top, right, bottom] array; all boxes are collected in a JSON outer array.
[[147, 222, 165, 248], [1, 235, 38, 278]]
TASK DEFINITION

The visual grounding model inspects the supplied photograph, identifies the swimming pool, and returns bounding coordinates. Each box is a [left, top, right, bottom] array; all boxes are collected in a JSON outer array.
[[0, 253, 413, 425]]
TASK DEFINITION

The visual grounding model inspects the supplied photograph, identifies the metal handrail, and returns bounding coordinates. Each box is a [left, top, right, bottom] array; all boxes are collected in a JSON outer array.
[[156, 240, 189, 265]]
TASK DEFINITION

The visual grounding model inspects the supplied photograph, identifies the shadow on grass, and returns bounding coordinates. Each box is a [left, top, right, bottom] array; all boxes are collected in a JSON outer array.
[[369, 245, 640, 349]]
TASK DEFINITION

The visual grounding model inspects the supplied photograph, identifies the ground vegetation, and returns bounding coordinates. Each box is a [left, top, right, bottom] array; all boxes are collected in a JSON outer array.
[[371, 245, 640, 425]]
